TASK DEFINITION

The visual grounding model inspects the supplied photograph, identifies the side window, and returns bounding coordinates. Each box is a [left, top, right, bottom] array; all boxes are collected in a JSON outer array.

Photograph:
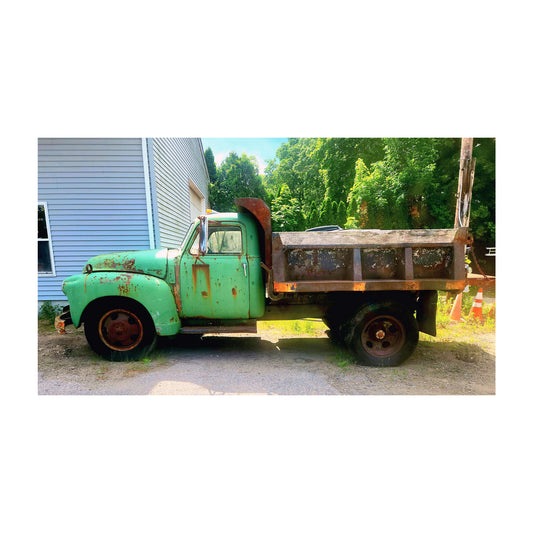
[[38, 203, 55, 275], [189, 225, 243, 255], [207, 226, 243, 254]]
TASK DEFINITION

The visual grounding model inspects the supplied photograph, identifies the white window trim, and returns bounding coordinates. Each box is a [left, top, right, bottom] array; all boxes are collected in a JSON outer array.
[[38, 201, 56, 277]]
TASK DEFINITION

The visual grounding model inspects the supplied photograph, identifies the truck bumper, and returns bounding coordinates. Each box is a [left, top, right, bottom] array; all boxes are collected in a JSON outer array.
[[55, 306, 73, 334]]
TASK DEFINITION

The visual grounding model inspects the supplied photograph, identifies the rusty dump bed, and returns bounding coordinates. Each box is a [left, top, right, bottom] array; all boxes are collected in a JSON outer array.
[[271, 227, 471, 293]]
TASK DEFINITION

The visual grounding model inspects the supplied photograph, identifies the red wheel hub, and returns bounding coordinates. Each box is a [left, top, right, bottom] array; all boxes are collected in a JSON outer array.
[[361, 315, 406, 358], [98, 309, 143, 351]]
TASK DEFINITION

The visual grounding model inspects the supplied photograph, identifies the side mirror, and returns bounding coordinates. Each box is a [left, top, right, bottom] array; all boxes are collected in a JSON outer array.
[[199, 216, 208, 254]]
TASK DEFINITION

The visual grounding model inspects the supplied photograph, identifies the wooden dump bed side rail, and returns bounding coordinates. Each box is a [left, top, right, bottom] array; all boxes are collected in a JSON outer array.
[[272, 227, 471, 293]]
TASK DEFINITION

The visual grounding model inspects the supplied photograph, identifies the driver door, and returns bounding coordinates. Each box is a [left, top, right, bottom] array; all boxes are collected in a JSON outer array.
[[179, 222, 250, 319]]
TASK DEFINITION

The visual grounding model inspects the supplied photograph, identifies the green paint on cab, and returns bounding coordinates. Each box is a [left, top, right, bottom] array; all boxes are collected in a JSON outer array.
[[178, 213, 265, 319], [86, 248, 169, 278]]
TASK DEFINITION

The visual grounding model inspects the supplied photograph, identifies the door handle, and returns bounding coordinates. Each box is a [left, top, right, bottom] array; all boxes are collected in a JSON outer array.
[[242, 263, 248, 277]]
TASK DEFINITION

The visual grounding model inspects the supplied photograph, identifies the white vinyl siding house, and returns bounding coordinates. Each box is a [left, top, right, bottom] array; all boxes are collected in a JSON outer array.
[[149, 138, 209, 248], [38, 138, 210, 305]]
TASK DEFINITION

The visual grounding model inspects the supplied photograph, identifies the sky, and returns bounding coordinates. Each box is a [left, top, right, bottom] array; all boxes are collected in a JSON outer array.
[[201, 138, 288, 174]]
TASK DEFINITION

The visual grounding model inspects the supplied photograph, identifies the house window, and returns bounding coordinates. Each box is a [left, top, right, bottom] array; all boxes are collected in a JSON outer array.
[[38, 203, 55, 275]]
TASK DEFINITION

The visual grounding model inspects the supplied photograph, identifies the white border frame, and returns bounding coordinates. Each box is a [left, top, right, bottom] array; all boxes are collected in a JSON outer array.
[[38, 201, 56, 277]]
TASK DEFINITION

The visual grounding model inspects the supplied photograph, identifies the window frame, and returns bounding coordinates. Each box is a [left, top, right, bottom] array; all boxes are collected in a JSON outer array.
[[187, 222, 245, 257], [38, 201, 56, 277]]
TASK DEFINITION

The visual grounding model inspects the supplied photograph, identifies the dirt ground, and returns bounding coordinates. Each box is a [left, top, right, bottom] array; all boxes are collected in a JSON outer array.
[[37, 320, 495, 395]]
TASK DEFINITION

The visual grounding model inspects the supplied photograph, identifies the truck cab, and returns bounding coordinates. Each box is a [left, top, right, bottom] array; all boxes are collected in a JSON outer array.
[[177, 212, 265, 320], [59, 205, 268, 361]]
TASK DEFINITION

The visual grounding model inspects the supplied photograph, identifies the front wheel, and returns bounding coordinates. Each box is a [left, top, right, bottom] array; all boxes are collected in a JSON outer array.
[[344, 301, 419, 367], [84, 299, 156, 361]]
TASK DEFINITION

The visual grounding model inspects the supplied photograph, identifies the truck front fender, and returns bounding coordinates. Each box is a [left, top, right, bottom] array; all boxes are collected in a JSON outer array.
[[62, 272, 180, 336]]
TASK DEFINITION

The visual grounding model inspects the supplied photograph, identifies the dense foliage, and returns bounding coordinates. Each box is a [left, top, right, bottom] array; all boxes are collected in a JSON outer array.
[[205, 138, 495, 246], [208, 151, 268, 212]]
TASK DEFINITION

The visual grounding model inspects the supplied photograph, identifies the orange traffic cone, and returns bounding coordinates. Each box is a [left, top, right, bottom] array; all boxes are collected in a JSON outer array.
[[468, 288, 484, 322], [449, 292, 463, 321]]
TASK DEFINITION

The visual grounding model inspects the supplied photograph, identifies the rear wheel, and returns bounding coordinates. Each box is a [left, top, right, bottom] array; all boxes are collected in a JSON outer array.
[[344, 301, 419, 367], [84, 299, 156, 361]]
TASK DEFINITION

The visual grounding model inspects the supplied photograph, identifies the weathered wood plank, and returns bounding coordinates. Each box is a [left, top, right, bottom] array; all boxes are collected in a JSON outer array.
[[277, 228, 469, 247]]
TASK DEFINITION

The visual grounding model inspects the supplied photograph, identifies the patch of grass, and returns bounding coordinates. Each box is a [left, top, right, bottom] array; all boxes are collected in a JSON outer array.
[[38, 319, 58, 333], [328, 348, 356, 369], [123, 359, 152, 377], [435, 291, 495, 338], [258, 319, 326, 337], [38, 301, 63, 325], [121, 351, 169, 377], [96, 362, 109, 379]]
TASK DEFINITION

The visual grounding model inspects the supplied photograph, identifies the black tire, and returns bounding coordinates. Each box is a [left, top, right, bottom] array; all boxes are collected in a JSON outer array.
[[344, 301, 419, 367], [84, 299, 156, 361]]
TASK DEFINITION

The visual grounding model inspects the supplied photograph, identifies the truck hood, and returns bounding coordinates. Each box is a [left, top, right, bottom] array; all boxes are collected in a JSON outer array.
[[84, 249, 169, 279]]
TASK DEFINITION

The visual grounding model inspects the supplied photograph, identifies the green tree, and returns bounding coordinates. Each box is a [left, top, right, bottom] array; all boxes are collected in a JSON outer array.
[[346, 139, 440, 229], [210, 139, 494, 249], [425, 138, 461, 229], [337, 200, 347, 228], [469, 138, 496, 243], [210, 152, 268, 212], [271, 184, 305, 232], [347, 159, 388, 228], [204, 147, 217, 183], [306, 201, 320, 228], [307, 207, 319, 229], [317, 138, 386, 205], [264, 138, 324, 210], [319, 197, 335, 226]]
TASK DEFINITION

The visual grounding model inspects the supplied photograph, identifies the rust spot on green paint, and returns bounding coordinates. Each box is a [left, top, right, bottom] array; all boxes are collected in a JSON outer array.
[[117, 284, 129, 296], [192, 264, 211, 297], [232, 287, 237, 298], [201, 291, 208, 298]]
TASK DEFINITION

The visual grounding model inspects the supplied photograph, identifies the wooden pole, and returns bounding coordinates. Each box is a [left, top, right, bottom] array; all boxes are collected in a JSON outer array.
[[454, 138, 476, 228]]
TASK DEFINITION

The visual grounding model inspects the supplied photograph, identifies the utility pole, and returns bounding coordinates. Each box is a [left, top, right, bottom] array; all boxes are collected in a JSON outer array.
[[454, 138, 476, 228]]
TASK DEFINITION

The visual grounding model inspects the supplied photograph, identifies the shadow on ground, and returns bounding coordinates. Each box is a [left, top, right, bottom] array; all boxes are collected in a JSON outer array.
[[154, 335, 345, 363]]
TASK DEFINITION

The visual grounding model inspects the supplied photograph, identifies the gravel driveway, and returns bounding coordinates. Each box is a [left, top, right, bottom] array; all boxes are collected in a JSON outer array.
[[38, 323, 495, 395]]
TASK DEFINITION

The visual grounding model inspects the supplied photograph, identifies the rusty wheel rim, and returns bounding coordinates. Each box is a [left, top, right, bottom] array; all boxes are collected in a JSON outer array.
[[361, 315, 406, 358], [98, 309, 143, 352]]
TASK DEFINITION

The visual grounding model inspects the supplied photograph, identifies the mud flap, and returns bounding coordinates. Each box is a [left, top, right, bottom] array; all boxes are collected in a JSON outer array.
[[416, 290, 438, 336]]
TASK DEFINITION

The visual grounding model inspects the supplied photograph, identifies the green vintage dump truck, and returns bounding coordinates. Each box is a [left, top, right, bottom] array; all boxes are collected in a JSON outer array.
[[56, 198, 471, 366]]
